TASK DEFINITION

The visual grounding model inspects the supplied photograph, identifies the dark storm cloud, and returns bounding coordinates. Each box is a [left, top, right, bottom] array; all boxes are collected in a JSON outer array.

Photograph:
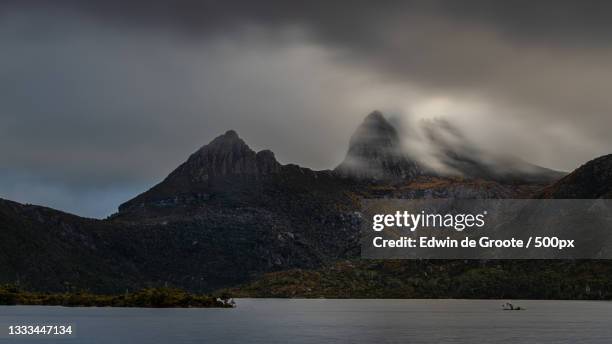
[[4, 1, 612, 42], [5, 1, 612, 120], [1, 1, 611, 217]]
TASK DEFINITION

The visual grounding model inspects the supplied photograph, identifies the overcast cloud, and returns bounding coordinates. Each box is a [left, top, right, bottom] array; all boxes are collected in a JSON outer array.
[[1, 1, 611, 217]]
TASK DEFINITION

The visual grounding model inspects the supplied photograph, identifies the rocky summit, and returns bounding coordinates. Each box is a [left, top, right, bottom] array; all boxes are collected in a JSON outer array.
[[335, 111, 422, 181], [180, 130, 281, 178], [119, 130, 282, 214]]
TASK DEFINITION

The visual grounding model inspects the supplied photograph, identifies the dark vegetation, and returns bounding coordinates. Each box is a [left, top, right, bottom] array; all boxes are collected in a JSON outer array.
[[0, 284, 234, 308], [229, 260, 612, 300]]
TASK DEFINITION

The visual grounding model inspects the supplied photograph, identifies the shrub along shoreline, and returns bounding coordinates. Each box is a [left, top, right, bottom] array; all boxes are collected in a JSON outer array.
[[0, 285, 235, 308]]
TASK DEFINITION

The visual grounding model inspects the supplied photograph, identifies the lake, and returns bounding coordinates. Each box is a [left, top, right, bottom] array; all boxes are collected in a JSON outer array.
[[1, 299, 611, 343]]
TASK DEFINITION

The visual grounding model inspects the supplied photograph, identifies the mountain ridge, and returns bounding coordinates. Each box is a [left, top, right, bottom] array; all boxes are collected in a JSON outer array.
[[0, 111, 609, 294]]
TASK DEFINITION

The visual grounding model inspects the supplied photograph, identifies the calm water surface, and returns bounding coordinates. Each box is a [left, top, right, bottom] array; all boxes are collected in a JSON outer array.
[[1, 299, 611, 343]]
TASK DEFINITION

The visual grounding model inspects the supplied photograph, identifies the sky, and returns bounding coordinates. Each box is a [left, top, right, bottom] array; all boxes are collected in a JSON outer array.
[[1, 1, 611, 218]]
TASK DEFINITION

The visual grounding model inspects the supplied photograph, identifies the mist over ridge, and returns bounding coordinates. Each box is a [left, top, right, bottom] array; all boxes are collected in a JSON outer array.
[[335, 111, 565, 184]]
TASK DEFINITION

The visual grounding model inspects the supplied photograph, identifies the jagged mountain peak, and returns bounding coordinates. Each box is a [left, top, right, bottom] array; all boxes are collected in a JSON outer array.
[[224, 129, 239, 137], [353, 110, 398, 144], [176, 129, 283, 179], [209, 129, 240, 143], [118, 130, 281, 213], [195, 130, 249, 156], [362, 110, 389, 125], [335, 111, 421, 181]]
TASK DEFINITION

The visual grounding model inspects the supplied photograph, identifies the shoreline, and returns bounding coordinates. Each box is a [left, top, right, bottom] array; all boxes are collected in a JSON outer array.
[[0, 286, 234, 308]]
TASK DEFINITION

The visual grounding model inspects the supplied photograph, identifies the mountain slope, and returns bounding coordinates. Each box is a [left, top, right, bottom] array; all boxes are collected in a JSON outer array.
[[0, 199, 144, 292], [110, 130, 366, 290], [538, 154, 612, 198], [231, 153, 612, 298]]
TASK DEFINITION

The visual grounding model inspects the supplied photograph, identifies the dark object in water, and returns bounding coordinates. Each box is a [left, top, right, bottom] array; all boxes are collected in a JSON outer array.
[[502, 302, 525, 311]]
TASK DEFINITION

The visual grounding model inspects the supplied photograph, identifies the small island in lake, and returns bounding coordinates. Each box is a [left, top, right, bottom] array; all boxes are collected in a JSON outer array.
[[0, 285, 235, 308]]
